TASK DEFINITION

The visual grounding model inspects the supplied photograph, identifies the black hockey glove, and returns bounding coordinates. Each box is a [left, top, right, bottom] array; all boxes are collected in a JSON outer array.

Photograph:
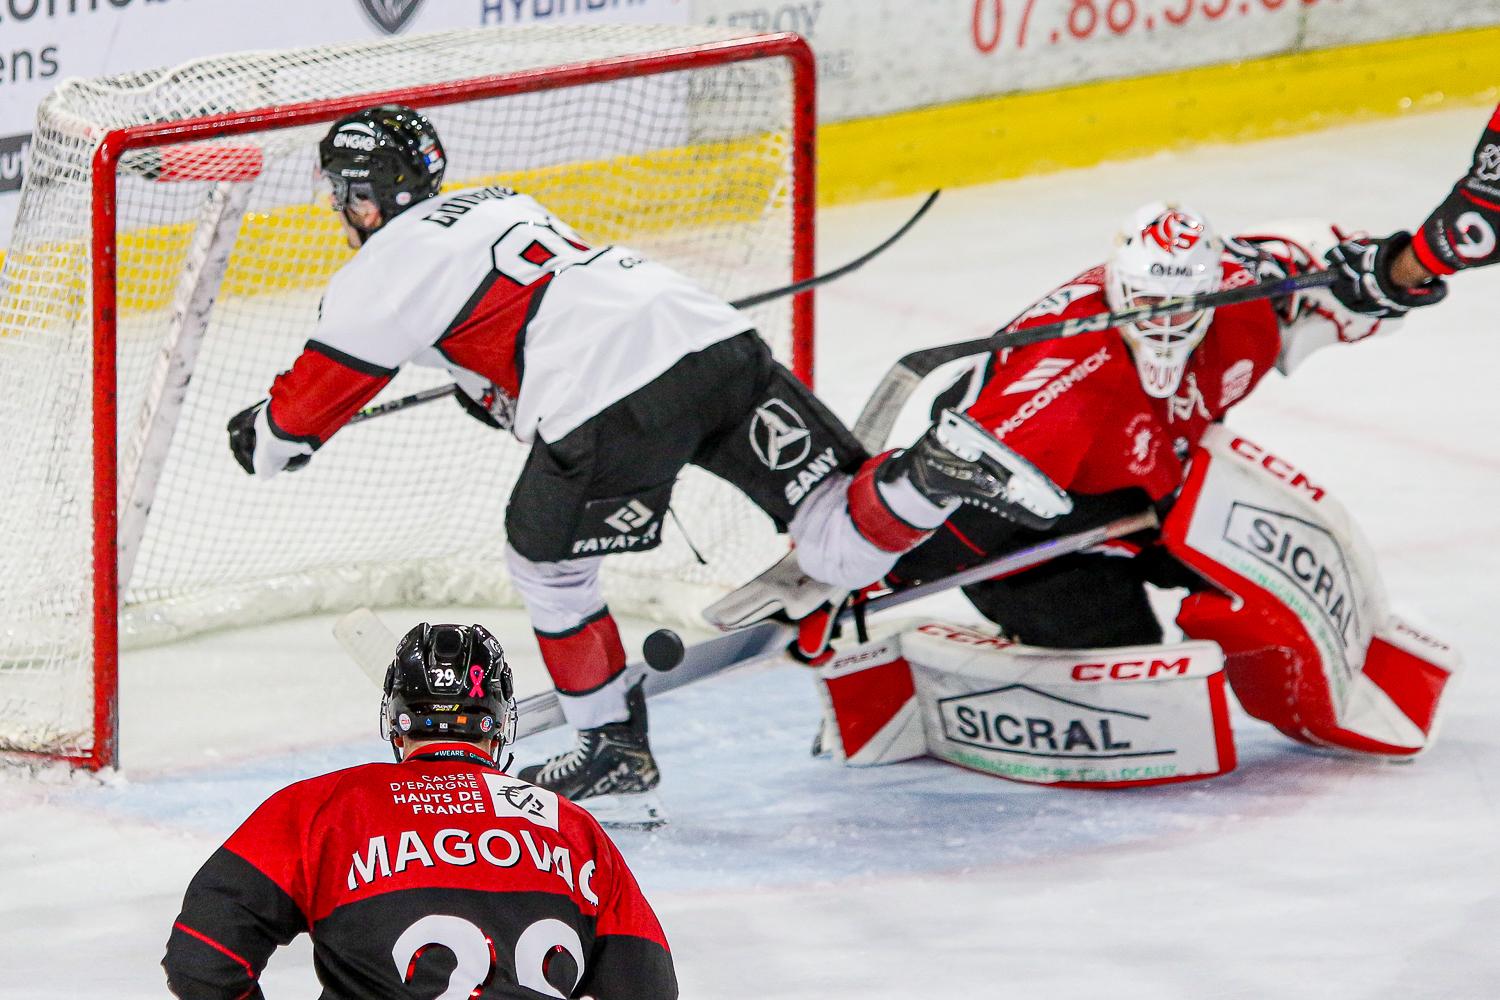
[[454, 384, 515, 431], [1324, 231, 1448, 319], [227, 403, 260, 474], [227, 402, 308, 475]]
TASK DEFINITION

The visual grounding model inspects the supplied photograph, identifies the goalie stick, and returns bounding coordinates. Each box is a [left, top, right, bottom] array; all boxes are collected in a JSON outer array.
[[344, 190, 943, 427], [333, 508, 1157, 740], [851, 268, 1337, 451]]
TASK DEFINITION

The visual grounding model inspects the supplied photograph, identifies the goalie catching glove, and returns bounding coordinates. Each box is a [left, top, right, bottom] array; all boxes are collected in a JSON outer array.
[[1324, 231, 1449, 319]]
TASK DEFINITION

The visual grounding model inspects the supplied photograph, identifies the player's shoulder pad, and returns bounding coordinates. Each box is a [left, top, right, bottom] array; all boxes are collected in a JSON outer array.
[[1006, 265, 1107, 331]]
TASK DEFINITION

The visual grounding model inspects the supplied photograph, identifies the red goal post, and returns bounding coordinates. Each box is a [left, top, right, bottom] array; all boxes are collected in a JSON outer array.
[[2, 26, 815, 771]]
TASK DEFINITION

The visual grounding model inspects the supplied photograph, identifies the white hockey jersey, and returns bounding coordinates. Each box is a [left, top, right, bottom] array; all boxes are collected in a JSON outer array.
[[249, 186, 753, 475]]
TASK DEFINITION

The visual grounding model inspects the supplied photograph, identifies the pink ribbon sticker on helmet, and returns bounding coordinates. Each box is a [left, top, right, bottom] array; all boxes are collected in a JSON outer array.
[[468, 664, 485, 697]]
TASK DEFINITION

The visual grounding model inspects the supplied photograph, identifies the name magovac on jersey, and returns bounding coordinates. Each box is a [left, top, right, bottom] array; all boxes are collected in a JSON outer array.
[[423, 186, 518, 228], [346, 827, 598, 904]]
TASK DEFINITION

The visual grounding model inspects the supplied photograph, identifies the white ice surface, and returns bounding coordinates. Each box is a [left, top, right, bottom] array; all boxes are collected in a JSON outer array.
[[4, 107, 1500, 999]]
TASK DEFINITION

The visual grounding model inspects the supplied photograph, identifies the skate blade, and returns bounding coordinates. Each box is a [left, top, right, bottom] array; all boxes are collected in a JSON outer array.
[[578, 791, 668, 830]]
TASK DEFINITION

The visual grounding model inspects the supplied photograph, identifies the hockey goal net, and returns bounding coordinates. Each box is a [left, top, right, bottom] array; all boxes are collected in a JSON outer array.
[[0, 25, 814, 769]]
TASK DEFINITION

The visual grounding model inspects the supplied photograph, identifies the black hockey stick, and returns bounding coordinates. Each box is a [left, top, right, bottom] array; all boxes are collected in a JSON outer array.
[[512, 507, 1158, 739], [345, 190, 943, 428], [348, 384, 457, 423], [850, 268, 1337, 451], [728, 189, 942, 309]]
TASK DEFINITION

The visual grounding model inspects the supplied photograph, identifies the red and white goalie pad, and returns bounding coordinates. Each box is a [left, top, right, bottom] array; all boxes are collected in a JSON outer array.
[[816, 625, 1236, 788], [1163, 425, 1459, 755], [816, 637, 927, 767]]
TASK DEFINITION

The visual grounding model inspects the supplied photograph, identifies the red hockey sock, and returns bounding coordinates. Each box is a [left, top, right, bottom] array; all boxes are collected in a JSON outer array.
[[846, 452, 937, 554], [535, 608, 627, 695]]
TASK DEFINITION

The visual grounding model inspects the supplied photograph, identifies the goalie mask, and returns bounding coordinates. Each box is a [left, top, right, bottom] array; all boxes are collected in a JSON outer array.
[[380, 622, 518, 760], [1106, 202, 1224, 398], [317, 104, 446, 240]]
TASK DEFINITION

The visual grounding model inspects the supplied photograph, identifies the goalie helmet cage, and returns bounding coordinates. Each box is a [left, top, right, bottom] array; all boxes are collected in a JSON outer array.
[[0, 25, 815, 770]]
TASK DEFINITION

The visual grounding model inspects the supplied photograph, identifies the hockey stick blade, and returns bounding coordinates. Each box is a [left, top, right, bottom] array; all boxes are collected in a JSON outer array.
[[348, 191, 942, 427], [851, 268, 1336, 451], [333, 607, 398, 688]]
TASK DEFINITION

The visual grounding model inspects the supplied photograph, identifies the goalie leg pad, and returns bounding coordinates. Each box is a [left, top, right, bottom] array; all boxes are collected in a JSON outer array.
[[901, 624, 1235, 788], [1177, 593, 1457, 756], [816, 623, 1236, 786], [816, 636, 926, 766], [1158, 426, 1459, 756]]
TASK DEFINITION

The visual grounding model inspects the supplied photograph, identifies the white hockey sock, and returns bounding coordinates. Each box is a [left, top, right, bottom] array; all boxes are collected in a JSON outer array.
[[876, 469, 959, 530], [557, 672, 632, 731]]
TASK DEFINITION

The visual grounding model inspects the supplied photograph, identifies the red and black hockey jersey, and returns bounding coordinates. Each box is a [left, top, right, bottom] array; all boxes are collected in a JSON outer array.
[[163, 743, 676, 999], [247, 186, 752, 476], [1415, 103, 1500, 275]]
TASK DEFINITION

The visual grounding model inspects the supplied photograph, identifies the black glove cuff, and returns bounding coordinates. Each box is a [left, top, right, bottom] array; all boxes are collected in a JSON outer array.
[[1374, 231, 1449, 309], [454, 388, 504, 429]]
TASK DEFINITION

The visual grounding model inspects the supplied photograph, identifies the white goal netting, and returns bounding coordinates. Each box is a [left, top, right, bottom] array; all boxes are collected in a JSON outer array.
[[0, 24, 811, 764]]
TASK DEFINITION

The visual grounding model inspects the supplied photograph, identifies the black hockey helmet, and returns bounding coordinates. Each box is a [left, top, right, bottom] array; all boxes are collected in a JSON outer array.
[[318, 104, 446, 231], [380, 623, 517, 757]]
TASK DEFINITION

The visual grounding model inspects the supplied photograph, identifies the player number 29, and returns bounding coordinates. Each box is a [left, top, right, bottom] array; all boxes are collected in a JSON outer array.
[[393, 914, 586, 998]]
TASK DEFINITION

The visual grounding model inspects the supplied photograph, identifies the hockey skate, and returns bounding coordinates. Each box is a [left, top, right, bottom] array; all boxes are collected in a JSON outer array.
[[517, 682, 666, 828], [890, 408, 1072, 527]]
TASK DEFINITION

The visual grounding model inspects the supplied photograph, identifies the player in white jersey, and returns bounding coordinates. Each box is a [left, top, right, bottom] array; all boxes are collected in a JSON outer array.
[[228, 105, 1065, 820]]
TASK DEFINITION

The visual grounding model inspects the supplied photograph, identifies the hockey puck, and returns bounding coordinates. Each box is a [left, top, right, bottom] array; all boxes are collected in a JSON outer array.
[[643, 629, 685, 672]]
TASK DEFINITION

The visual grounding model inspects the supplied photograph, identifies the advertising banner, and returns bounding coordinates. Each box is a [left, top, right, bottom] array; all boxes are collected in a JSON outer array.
[[694, 0, 1500, 121], [2, 0, 1498, 245]]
